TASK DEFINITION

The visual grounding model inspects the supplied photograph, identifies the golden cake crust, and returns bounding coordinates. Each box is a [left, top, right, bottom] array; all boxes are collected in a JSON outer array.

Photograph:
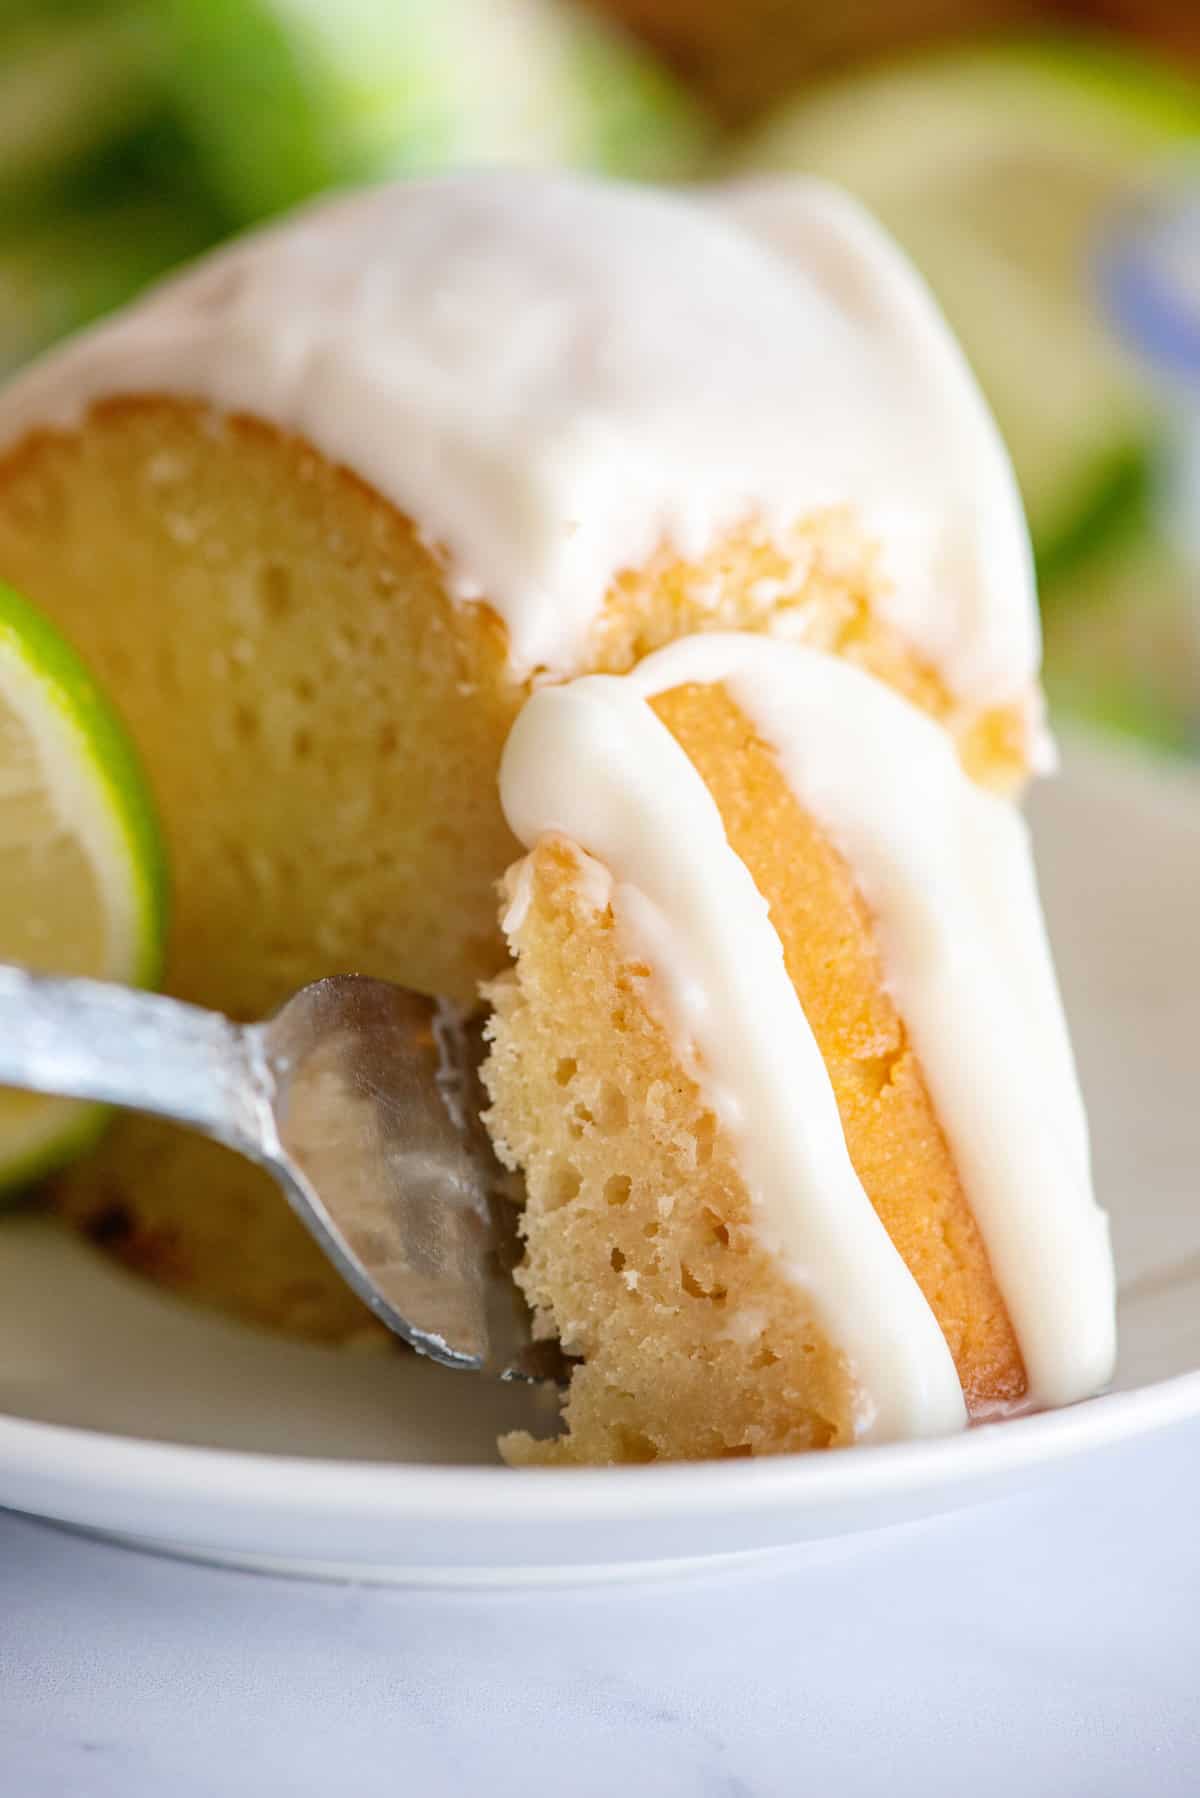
[[653, 682, 1026, 1410]]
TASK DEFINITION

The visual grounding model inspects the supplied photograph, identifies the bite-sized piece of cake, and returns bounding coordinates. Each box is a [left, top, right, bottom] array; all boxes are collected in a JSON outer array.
[[0, 170, 1043, 1336], [484, 637, 1115, 1464]]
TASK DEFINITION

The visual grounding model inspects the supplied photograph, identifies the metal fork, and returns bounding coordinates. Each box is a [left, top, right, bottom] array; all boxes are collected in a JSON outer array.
[[0, 966, 546, 1379]]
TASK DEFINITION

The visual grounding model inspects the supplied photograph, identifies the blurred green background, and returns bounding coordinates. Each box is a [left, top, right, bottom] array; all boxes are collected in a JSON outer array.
[[2, 0, 1197, 749]]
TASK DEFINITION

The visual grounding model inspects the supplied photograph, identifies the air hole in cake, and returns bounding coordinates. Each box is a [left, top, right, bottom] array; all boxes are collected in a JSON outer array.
[[681, 1264, 727, 1304], [605, 1174, 632, 1207], [610, 1247, 626, 1274], [596, 1085, 628, 1134], [546, 1163, 582, 1211], [701, 1208, 730, 1248], [259, 562, 293, 620], [554, 1057, 577, 1087], [568, 1102, 594, 1138], [233, 703, 259, 745], [615, 1429, 659, 1464], [855, 1051, 900, 1101]]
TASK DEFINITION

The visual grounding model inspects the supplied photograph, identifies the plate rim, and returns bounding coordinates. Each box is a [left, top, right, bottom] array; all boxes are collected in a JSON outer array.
[[3, 1367, 1198, 1529]]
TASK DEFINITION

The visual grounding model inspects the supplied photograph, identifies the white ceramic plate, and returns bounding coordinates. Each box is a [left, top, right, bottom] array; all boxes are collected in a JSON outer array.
[[1, 738, 1198, 1584]]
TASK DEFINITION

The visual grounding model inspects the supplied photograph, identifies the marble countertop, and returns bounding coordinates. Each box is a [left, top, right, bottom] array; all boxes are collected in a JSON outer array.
[[3, 1414, 1198, 1797]]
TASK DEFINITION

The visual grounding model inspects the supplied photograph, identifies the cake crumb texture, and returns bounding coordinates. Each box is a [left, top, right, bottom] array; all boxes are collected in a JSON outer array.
[[485, 838, 857, 1466]]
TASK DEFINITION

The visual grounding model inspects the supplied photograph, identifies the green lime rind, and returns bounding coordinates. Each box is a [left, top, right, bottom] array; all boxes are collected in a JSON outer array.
[[0, 580, 168, 988], [0, 580, 168, 1195], [0, 1094, 113, 1203], [159, 0, 711, 227], [734, 34, 1200, 585]]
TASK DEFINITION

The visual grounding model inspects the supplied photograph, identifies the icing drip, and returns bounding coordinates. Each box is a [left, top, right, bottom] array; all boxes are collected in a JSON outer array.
[[0, 170, 1037, 710], [500, 636, 1115, 1435]]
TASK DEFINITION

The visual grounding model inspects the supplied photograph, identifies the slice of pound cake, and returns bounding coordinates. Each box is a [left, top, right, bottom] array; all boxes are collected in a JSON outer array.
[[485, 637, 1114, 1462], [0, 170, 1114, 1415]]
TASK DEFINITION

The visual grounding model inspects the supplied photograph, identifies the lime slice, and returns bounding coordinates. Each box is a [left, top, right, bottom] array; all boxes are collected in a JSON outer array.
[[735, 39, 1200, 580], [0, 581, 167, 1190], [159, 0, 710, 226]]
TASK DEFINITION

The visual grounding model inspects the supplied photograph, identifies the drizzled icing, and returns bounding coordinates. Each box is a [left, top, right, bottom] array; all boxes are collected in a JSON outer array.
[[499, 637, 1115, 1439], [0, 170, 1037, 711]]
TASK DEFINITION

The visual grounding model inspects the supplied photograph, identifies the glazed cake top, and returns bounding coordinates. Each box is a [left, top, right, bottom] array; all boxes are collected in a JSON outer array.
[[0, 169, 1038, 709]]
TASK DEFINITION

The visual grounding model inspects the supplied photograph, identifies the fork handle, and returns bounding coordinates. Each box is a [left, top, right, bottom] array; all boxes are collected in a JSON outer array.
[[0, 964, 271, 1156]]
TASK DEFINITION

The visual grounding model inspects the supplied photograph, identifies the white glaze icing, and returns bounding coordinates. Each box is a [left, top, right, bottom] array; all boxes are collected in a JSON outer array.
[[0, 170, 1037, 712], [499, 636, 1116, 1434]]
